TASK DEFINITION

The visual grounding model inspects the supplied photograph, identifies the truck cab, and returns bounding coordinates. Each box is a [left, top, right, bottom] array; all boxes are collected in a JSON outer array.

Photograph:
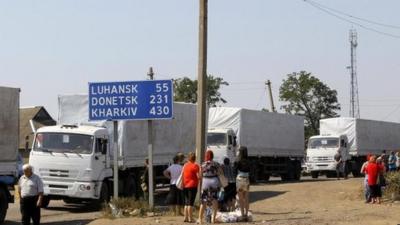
[[306, 134, 349, 178], [207, 128, 237, 164], [29, 125, 113, 207]]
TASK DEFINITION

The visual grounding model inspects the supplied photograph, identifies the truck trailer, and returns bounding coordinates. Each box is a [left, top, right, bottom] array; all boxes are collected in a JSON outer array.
[[0, 87, 20, 224], [208, 107, 304, 181], [29, 94, 196, 207], [306, 117, 400, 178]]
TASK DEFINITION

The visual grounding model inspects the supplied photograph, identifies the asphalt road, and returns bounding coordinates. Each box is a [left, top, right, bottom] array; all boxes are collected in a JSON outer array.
[[3, 199, 100, 225]]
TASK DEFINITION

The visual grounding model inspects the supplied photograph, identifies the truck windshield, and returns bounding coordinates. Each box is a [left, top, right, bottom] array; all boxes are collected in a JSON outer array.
[[33, 133, 94, 154], [308, 138, 339, 149], [207, 133, 227, 145]]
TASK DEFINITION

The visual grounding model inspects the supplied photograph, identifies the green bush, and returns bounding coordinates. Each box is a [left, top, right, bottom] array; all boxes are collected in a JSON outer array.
[[383, 171, 400, 201]]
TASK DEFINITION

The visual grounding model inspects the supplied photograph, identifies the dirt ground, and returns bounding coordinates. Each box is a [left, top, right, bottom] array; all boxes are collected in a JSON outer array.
[[88, 177, 400, 225]]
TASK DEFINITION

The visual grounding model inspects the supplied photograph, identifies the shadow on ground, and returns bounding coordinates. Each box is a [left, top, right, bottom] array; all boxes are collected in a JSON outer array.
[[3, 219, 92, 225], [45, 203, 99, 213], [250, 190, 286, 203]]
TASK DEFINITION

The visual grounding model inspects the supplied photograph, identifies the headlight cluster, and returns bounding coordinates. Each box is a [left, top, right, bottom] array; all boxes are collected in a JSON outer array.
[[79, 184, 91, 191]]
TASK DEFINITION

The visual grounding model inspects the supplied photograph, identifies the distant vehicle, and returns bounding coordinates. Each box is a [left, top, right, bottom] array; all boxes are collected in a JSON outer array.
[[29, 95, 196, 207], [0, 86, 20, 224], [208, 107, 304, 182], [306, 117, 400, 178]]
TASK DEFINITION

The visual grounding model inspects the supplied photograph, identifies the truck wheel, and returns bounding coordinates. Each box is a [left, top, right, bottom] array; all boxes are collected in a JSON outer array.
[[0, 188, 8, 224], [311, 171, 319, 179], [123, 175, 136, 198], [41, 196, 50, 208], [99, 182, 110, 204]]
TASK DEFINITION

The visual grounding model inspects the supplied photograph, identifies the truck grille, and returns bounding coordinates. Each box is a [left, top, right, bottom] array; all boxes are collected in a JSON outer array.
[[312, 156, 331, 162], [39, 169, 79, 179]]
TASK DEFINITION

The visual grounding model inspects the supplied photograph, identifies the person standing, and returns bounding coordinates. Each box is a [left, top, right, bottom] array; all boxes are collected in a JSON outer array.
[[334, 150, 343, 180], [365, 155, 384, 204], [360, 155, 371, 203], [234, 146, 251, 222], [198, 150, 221, 224], [388, 151, 397, 172], [140, 158, 149, 200], [163, 155, 184, 216], [396, 151, 400, 171], [381, 150, 389, 172], [182, 152, 200, 223], [221, 157, 236, 212], [18, 164, 44, 225]]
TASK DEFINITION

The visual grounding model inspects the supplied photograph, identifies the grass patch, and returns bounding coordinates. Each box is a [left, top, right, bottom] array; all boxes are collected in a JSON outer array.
[[102, 197, 151, 219], [383, 171, 400, 201]]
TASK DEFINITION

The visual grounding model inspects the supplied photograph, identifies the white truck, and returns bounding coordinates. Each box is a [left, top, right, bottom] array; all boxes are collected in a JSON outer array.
[[0, 87, 20, 224], [208, 107, 304, 181], [306, 117, 400, 178], [29, 95, 196, 207]]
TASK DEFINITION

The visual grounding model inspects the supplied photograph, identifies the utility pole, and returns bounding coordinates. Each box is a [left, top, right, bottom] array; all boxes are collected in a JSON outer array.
[[349, 29, 360, 118], [196, 0, 208, 164], [265, 80, 276, 112], [147, 67, 155, 209]]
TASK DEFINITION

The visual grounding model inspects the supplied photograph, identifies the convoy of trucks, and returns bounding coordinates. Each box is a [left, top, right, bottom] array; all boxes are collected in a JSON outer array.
[[0, 87, 20, 224], [305, 117, 400, 178], [208, 107, 305, 181], [28, 95, 197, 207], [2, 84, 400, 217]]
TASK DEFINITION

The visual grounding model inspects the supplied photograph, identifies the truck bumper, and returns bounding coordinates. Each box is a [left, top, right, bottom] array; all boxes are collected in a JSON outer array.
[[43, 180, 99, 199], [306, 162, 336, 172]]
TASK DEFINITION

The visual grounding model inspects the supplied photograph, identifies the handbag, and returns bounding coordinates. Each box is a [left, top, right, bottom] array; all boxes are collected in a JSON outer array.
[[176, 164, 186, 190]]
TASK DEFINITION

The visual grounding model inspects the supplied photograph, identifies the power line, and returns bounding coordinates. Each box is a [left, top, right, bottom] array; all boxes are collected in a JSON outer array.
[[381, 104, 400, 120], [305, 0, 400, 30], [304, 0, 400, 39]]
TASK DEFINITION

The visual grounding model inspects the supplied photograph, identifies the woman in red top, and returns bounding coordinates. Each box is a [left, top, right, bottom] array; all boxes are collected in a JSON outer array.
[[365, 155, 384, 204], [182, 152, 200, 223]]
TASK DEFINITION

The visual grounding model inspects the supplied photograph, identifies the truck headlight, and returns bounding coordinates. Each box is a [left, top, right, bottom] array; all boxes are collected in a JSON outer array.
[[79, 184, 91, 191]]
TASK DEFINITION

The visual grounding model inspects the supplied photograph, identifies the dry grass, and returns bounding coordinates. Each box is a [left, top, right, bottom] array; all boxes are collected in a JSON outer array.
[[383, 171, 400, 201], [102, 197, 150, 219]]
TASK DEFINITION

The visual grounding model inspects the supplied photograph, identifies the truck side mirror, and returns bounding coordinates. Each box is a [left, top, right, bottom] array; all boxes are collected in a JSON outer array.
[[233, 137, 237, 147]]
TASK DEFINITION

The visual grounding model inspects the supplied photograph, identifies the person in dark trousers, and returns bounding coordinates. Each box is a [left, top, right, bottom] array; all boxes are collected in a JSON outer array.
[[334, 150, 343, 180], [18, 164, 44, 225], [234, 146, 251, 222]]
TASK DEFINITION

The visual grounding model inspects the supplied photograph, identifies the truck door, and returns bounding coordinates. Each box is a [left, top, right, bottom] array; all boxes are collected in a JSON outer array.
[[92, 138, 108, 179]]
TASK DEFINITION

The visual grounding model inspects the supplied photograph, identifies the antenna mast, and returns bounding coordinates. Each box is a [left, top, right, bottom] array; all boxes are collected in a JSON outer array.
[[349, 29, 360, 118]]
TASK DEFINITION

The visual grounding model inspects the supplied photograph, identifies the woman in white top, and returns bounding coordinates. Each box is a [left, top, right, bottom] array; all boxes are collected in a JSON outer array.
[[164, 155, 184, 216]]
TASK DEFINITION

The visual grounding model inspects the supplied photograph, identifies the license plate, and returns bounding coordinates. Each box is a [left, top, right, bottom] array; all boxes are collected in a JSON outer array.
[[49, 189, 66, 194]]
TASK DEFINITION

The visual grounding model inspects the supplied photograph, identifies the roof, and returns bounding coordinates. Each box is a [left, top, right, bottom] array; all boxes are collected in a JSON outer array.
[[19, 106, 56, 149]]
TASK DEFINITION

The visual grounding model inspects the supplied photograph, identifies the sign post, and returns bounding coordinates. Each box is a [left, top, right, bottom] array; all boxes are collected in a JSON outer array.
[[89, 79, 173, 203], [147, 67, 154, 209]]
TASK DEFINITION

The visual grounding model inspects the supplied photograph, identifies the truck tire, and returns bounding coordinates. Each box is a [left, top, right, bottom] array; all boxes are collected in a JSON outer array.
[[41, 196, 50, 208], [311, 171, 319, 179], [99, 182, 110, 204], [122, 175, 136, 198], [0, 188, 8, 224]]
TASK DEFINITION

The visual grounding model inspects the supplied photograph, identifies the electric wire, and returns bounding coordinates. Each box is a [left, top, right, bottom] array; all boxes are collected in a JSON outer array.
[[304, 0, 400, 39], [305, 0, 400, 29]]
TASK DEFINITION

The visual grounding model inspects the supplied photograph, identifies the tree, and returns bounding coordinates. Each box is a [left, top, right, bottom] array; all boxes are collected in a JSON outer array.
[[279, 71, 341, 139], [173, 75, 229, 106]]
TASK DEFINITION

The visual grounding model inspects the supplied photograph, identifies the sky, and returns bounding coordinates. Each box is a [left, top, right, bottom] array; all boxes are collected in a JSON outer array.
[[1, 0, 400, 122]]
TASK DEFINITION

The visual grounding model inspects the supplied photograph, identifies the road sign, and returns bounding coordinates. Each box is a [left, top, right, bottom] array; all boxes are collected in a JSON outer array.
[[89, 80, 173, 121]]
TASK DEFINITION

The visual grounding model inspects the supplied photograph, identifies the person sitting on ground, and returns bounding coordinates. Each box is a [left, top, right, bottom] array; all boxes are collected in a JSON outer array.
[[163, 155, 184, 216], [234, 146, 251, 221], [198, 150, 221, 224]]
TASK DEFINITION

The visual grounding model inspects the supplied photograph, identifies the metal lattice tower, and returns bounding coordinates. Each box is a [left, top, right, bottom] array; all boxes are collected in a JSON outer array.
[[349, 29, 360, 118]]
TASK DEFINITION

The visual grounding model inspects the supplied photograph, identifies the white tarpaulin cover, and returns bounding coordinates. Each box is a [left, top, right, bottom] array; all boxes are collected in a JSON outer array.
[[58, 94, 196, 167], [208, 107, 304, 157], [0, 87, 19, 164], [320, 117, 400, 156]]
